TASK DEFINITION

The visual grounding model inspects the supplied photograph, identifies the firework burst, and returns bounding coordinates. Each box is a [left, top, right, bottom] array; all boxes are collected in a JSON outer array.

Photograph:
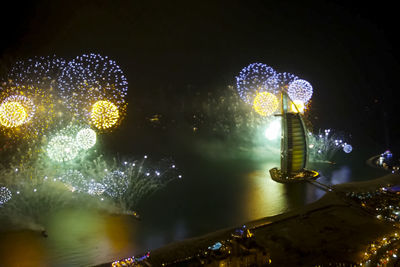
[[98, 155, 182, 211], [265, 72, 298, 93], [45, 123, 97, 163], [59, 170, 88, 193], [308, 129, 352, 162], [0, 95, 35, 128], [90, 100, 120, 130], [8, 55, 66, 89], [58, 53, 128, 129], [0, 186, 12, 205], [253, 92, 279, 117], [287, 79, 313, 103], [75, 128, 97, 150], [235, 63, 276, 104], [0, 84, 56, 142]]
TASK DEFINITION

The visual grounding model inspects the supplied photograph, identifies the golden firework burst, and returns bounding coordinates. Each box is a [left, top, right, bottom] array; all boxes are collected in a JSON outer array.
[[0, 95, 35, 128], [90, 100, 119, 130], [253, 92, 278, 117]]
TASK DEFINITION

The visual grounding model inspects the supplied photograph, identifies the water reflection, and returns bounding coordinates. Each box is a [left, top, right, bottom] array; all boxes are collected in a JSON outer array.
[[330, 165, 352, 184], [305, 164, 353, 202], [244, 161, 329, 220], [172, 219, 188, 241], [245, 165, 289, 219], [104, 215, 136, 252], [0, 231, 46, 267], [43, 209, 137, 266]]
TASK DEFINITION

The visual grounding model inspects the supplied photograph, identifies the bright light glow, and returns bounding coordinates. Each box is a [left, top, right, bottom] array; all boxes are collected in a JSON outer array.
[[288, 79, 313, 103], [253, 92, 278, 116], [47, 135, 79, 162], [76, 128, 96, 150], [290, 100, 305, 113], [90, 100, 119, 129], [265, 118, 281, 140]]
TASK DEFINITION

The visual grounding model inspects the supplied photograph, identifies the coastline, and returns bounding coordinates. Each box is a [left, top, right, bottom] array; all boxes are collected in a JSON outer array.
[[98, 172, 400, 266]]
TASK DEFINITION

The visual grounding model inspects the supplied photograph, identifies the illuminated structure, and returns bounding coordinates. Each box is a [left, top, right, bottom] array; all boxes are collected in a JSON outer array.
[[269, 92, 319, 183], [264, 117, 281, 140], [253, 92, 279, 116], [90, 100, 119, 129], [290, 100, 305, 113], [112, 252, 150, 267], [234, 64, 317, 181]]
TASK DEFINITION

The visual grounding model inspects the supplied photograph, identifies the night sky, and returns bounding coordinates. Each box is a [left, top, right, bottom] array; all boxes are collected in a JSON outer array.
[[1, 0, 399, 153]]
